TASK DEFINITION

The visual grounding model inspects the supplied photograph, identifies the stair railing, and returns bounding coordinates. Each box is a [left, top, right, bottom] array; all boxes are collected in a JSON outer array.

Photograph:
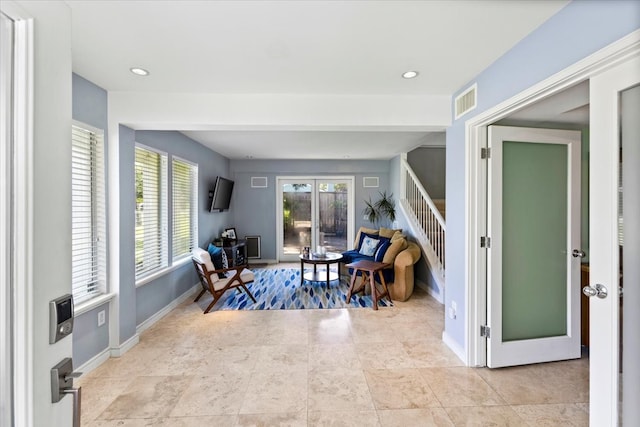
[[400, 158, 446, 272]]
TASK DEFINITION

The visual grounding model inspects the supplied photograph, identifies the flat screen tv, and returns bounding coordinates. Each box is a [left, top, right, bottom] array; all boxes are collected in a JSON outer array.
[[210, 176, 234, 212]]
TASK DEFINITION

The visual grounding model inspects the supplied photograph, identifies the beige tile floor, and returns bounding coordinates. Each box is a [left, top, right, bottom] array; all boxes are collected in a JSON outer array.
[[78, 265, 589, 426]]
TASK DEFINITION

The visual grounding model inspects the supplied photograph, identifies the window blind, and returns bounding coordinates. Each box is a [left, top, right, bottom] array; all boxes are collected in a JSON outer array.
[[135, 145, 168, 279], [71, 124, 106, 303], [172, 157, 198, 261]]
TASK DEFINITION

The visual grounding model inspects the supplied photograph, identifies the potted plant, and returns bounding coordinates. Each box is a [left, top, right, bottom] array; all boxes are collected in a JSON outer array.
[[363, 191, 396, 225]]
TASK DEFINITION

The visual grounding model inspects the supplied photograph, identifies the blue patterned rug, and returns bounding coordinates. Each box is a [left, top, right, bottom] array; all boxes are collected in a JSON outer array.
[[211, 268, 393, 310]]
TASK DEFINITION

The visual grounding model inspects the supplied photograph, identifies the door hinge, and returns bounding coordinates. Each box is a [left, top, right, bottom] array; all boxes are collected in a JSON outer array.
[[481, 147, 491, 159], [480, 236, 491, 248], [480, 325, 491, 338]]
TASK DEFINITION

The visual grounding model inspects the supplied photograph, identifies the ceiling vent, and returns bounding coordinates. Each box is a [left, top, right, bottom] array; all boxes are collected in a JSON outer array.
[[455, 83, 477, 120]]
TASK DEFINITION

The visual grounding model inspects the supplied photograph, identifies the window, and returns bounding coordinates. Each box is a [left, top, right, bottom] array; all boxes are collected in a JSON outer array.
[[71, 123, 106, 303], [135, 145, 168, 279], [172, 157, 198, 261]]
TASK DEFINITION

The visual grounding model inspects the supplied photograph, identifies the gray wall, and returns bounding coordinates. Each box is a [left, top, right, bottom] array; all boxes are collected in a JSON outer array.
[[124, 130, 231, 329], [71, 73, 110, 366], [231, 159, 391, 259], [408, 146, 446, 199], [444, 1, 640, 351], [118, 125, 138, 343]]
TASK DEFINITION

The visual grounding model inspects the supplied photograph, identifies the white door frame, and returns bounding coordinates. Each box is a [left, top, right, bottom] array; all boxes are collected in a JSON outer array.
[[0, 2, 34, 426], [465, 30, 640, 369], [275, 176, 355, 262]]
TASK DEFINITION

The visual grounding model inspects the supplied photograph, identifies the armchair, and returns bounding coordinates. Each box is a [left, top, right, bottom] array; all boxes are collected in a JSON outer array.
[[191, 247, 256, 313]]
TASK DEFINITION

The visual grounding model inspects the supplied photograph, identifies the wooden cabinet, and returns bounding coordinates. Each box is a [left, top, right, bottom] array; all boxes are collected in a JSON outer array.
[[222, 239, 246, 266]]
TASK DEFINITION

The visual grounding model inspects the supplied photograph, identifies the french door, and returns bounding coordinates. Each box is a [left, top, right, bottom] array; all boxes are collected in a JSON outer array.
[[276, 177, 354, 262], [589, 56, 640, 426], [486, 125, 582, 368]]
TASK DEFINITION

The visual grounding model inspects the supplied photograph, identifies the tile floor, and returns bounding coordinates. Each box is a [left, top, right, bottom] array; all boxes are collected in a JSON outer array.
[[78, 265, 589, 426]]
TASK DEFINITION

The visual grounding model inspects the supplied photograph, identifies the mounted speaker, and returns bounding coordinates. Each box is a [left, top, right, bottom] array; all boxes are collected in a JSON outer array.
[[245, 235, 261, 258]]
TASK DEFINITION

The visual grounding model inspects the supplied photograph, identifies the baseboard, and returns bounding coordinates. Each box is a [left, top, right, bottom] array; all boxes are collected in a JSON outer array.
[[442, 330, 467, 365], [415, 278, 444, 304], [111, 333, 139, 358], [76, 347, 111, 376], [136, 283, 200, 335], [248, 259, 277, 266]]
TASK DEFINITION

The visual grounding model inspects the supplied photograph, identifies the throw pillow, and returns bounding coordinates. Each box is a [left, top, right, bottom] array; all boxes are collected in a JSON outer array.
[[390, 231, 407, 242], [221, 249, 229, 270], [207, 243, 226, 278], [359, 236, 380, 257], [374, 240, 391, 262], [382, 237, 408, 265], [356, 232, 379, 251], [379, 227, 402, 239], [353, 227, 379, 249]]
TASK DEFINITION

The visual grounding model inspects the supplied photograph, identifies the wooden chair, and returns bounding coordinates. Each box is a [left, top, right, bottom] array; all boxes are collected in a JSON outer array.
[[191, 247, 256, 313]]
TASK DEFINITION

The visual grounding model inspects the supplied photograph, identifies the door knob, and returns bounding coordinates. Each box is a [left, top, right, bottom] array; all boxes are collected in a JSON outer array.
[[582, 283, 608, 299], [572, 249, 586, 258]]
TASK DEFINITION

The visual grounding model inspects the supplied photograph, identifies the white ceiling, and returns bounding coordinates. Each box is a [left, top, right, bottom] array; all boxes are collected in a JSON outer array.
[[497, 81, 590, 127], [66, 0, 571, 159]]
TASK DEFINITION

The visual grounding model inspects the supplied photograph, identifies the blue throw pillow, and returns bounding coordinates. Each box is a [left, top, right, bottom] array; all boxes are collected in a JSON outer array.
[[359, 236, 380, 257], [207, 243, 226, 278], [374, 240, 391, 262], [357, 232, 378, 250]]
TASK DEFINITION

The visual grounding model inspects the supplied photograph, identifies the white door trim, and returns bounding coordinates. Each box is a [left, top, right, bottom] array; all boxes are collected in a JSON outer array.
[[1, 2, 35, 426], [465, 29, 640, 367]]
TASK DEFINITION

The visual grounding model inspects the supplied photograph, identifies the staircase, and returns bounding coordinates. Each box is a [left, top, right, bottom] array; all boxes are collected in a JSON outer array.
[[400, 158, 446, 292]]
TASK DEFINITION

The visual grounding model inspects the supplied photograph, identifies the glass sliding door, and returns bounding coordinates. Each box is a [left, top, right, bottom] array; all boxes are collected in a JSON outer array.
[[277, 177, 354, 262]]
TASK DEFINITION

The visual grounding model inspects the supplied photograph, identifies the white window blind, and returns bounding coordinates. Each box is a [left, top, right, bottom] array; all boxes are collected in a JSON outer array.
[[71, 123, 106, 303], [172, 157, 198, 261], [135, 145, 168, 279]]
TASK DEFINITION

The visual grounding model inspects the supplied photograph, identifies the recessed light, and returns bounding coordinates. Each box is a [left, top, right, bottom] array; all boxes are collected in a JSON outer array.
[[130, 67, 149, 76], [402, 70, 419, 79]]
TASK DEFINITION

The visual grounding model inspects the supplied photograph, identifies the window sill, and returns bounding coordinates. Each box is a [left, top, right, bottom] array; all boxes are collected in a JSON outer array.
[[74, 292, 115, 316], [135, 257, 192, 288]]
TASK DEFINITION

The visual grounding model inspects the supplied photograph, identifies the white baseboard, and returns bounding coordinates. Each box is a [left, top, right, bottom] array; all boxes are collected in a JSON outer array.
[[111, 333, 139, 358], [76, 347, 111, 376], [415, 278, 444, 304], [442, 330, 467, 365], [136, 283, 200, 335]]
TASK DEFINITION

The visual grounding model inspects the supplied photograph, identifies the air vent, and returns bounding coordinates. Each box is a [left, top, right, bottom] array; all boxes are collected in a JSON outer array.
[[251, 177, 267, 188], [455, 83, 477, 120], [363, 177, 379, 188]]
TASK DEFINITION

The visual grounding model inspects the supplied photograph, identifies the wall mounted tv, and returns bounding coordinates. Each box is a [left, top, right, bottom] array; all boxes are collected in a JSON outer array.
[[210, 176, 235, 212]]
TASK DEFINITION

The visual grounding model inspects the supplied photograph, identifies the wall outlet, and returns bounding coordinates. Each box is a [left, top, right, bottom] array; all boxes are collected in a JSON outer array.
[[98, 310, 106, 327], [448, 301, 457, 319]]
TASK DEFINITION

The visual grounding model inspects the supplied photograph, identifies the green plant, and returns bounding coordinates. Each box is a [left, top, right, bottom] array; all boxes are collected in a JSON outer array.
[[363, 191, 396, 225]]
